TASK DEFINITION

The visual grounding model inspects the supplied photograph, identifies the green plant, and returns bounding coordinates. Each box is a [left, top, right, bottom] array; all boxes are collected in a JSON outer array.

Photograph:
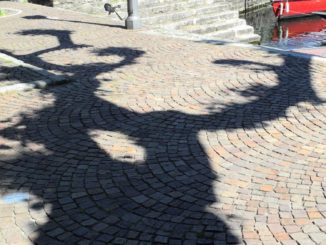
[[0, 9, 6, 17]]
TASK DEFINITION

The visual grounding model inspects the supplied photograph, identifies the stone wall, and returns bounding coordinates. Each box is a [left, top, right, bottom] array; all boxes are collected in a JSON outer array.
[[53, 0, 126, 16], [229, 0, 271, 12], [240, 5, 275, 42], [52, 0, 270, 17]]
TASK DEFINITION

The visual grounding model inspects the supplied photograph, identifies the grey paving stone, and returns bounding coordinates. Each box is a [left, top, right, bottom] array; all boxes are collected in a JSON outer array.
[[309, 232, 326, 244], [0, 2, 325, 245]]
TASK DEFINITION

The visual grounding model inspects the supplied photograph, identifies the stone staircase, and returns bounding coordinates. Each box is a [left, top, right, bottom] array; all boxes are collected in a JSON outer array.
[[136, 0, 260, 42], [52, 0, 260, 42]]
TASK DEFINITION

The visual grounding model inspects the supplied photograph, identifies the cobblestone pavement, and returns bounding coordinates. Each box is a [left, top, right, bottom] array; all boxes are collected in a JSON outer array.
[[0, 53, 68, 93], [0, 56, 50, 89], [0, 58, 19, 87], [0, 2, 325, 245]]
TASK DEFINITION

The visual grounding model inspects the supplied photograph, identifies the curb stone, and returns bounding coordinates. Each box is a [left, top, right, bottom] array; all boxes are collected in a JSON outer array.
[[0, 52, 71, 94], [144, 29, 326, 63], [200, 40, 326, 63], [0, 7, 22, 18]]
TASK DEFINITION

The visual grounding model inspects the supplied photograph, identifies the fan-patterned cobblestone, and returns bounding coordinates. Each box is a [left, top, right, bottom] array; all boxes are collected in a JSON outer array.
[[0, 2, 325, 245]]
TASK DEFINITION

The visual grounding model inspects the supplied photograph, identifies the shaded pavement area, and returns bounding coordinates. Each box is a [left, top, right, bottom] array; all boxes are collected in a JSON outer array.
[[293, 47, 326, 59], [0, 56, 52, 91], [0, 2, 325, 245]]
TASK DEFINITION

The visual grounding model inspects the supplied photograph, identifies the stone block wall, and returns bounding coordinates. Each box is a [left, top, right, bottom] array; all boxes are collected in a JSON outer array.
[[53, 0, 126, 16], [42, 0, 271, 17], [229, 0, 271, 12]]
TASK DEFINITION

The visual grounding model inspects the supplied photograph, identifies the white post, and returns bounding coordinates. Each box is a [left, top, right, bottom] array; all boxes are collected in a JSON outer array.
[[126, 0, 141, 29]]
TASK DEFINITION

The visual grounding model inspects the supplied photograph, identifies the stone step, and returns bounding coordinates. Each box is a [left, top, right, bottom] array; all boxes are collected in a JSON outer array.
[[139, 0, 226, 17], [121, 0, 260, 43], [235, 26, 261, 42], [163, 11, 238, 29], [207, 29, 237, 40], [141, 3, 230, 25], [192, 11, 238, 25], [180, 19, 246, 35], [235, 24, 254, 36], [207, 25, 259, 42], [236, 33, 261, 43]]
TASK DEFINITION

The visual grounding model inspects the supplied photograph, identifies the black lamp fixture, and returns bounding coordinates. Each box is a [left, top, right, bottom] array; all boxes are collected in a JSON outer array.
[[104, 2, 123, 20]]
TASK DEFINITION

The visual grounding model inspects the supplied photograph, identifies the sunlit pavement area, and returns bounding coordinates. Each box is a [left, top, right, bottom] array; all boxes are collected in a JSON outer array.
[[0, 2, 325, 245]]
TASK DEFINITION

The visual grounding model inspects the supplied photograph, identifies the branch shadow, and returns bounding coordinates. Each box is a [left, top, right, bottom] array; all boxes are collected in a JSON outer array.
[[0, 26, 324, 245], [0, 29, 240, 244], [23, 15, 125, 29]]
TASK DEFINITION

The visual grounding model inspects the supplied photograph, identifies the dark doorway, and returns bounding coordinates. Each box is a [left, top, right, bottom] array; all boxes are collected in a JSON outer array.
[[28, 0, 53, 7]]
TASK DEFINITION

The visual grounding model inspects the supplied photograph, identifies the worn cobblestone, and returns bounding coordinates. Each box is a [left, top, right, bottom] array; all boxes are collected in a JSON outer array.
[[0, 1, 325, 245]]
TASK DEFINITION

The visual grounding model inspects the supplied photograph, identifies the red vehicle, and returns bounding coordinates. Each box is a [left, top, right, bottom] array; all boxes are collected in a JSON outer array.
[[272, 0, 326, 18]]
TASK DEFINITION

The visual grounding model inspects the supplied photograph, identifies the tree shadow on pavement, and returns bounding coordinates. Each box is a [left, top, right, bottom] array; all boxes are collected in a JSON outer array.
[[23, 15, 125, 29], [0, 29, 239, 244], [0, 28, 324, 245], [211, 57, 324, 129]]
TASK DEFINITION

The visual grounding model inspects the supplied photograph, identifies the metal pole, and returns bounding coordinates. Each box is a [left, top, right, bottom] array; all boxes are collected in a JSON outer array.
[[126, 0, 141, 29], [244, 0, 247, 17]]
